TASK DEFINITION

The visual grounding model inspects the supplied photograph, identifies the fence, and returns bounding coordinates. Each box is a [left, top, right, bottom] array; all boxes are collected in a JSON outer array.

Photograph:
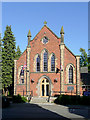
[[49, 90, 82, 97], [14, 90, 82, 98], [14, 90, 33, 97]]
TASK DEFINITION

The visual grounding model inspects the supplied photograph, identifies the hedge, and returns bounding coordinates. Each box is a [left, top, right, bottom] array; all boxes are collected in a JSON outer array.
[[12, 94, 27, 103], [54, 95, 90, 105]]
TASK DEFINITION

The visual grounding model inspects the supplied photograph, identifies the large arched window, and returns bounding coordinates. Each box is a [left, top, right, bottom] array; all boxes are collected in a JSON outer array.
[[69, 66, 73, 83], [20, 66, 24, 84], [51, 55, 55, 72], [43, 51, 48, 72], [36, 55, 40, 72]]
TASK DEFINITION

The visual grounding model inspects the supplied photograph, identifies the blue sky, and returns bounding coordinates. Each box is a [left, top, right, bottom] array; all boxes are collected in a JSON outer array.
[[2, 2, 88, 55]]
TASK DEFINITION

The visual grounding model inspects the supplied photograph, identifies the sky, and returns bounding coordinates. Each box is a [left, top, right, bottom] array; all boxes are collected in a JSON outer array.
[[2, 2, 88, 55], [88, 2, 90, 56]]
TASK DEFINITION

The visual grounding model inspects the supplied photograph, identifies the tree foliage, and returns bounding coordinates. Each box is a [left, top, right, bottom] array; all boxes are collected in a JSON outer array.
[[88, 49, 90, 72], [79, 48, 88, 67], [0, 33, 2, 91], [15, 45, 22, 59], [2, 25, 16, 90]]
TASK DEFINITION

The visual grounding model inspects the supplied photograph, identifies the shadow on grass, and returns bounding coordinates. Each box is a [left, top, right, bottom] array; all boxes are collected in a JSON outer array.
[[2, 103, 70, 120]]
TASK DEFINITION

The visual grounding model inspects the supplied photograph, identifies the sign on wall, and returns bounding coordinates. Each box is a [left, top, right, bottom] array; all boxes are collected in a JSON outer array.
[[67, 86, 74, 91]]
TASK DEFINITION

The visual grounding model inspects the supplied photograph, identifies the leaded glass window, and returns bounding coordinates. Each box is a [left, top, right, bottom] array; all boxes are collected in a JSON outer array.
[[42, 37, 48, 44], [51, 55, 55, 72], [43, 51, 48, 72], [36, 55, 40, 72], [20, 67, 24, 76], [69, 66, 73, 83], [20, 67, 24, 84]]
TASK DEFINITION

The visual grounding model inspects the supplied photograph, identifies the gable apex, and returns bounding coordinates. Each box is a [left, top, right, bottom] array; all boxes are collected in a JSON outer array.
[[45, 25, 60, 39], [31, 25, 60, 42]]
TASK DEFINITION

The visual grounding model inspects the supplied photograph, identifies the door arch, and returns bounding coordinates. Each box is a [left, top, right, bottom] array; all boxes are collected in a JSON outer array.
[[40, 78, 50, 97]]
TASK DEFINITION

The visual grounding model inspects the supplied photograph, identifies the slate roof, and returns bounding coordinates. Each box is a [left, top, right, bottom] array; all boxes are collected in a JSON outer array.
[[80, 67, 90, 85], [80, 67, 88, 73]]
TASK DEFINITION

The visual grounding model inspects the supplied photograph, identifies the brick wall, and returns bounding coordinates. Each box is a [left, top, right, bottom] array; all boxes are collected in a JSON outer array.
[[16, 50, 27, 95], [15, 25, 81, 96]]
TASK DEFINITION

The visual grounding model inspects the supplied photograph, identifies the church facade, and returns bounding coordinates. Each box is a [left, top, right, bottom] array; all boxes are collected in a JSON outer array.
[[14, 23, 82, 97]]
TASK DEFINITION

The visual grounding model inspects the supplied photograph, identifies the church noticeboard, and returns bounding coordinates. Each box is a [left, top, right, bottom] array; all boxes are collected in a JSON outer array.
[[67, 86, 74, 91]]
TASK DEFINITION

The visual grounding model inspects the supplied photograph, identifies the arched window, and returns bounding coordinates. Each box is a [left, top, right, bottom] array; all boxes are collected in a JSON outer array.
[[36, 55, 40, 72], [69, 66, 73, 83], [20, 67, 24, 84], [43, 51, 48, 72], [51, 55, 55, 72]]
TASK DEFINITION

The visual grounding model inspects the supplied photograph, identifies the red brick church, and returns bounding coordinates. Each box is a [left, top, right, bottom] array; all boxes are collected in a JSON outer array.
[[14, 22, 82, 97]]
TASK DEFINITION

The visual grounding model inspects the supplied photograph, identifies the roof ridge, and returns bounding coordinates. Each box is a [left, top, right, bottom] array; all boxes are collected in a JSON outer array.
[[31, 25, 60, 42], [65, 45, 76, 57], [45, 25, 60, 39]]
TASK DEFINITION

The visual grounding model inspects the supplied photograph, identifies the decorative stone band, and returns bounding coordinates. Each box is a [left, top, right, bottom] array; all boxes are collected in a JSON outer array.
[[14, 60, 17, 95]]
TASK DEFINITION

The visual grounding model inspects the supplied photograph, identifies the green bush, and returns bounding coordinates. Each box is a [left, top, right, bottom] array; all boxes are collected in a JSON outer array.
[[80, 96, 90, 105], [21, 96, 27, 103], [54, 95, 71, 105], [54, 95, 90, 105], [13, 94, 27, 103], [70, 95, 81, 105], [60, 95, 71, 105]]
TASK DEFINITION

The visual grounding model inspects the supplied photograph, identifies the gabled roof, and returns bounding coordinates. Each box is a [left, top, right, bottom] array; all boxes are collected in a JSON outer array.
[[44, 25, 60, 39], [65, 46, 76, 57], [30, 25, 60, 42], [81, 67, 88, 73]]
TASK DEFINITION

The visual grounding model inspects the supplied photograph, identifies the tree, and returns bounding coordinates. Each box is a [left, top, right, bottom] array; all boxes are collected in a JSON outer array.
[[15, 45, 22, 59], [88, 49, 90, 72], [2, 25, 16, 95], [0, 33, 2, 93], [79, 48, 88, 67]]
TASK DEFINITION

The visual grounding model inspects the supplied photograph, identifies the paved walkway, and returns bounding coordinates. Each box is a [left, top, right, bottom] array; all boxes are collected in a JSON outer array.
[[2, 103, 90, 120], [38, 103, 90, 119]]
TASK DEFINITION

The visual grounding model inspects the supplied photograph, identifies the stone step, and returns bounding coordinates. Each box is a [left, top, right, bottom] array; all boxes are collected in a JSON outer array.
[[30, 97, 49, 103]]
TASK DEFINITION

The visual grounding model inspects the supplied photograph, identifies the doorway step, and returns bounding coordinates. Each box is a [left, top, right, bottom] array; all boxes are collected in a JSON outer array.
[[30, 97, 49, 103]]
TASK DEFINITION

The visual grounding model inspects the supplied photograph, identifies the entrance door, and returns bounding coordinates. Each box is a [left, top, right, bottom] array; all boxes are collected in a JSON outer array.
[[40, 78, 49, 97]]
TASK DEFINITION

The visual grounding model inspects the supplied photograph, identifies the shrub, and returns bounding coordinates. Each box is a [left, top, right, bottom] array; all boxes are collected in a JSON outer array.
[[54, 95, 71, 105], [80, 96, 90, 105], [21, 96, 27, 103], [13, 94, 27, 103], [70, 95, 81, 105], [60, 95, 71, 105], [54, 95, 90, 105]]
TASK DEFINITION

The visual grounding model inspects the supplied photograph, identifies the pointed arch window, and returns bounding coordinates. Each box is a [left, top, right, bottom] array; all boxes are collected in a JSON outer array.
[[20, 67, 24, 84], [36, 55, 40, 72], [51, 54, 55, 72], [69, 66, 73, 83], [43, 51, 48, 72]]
